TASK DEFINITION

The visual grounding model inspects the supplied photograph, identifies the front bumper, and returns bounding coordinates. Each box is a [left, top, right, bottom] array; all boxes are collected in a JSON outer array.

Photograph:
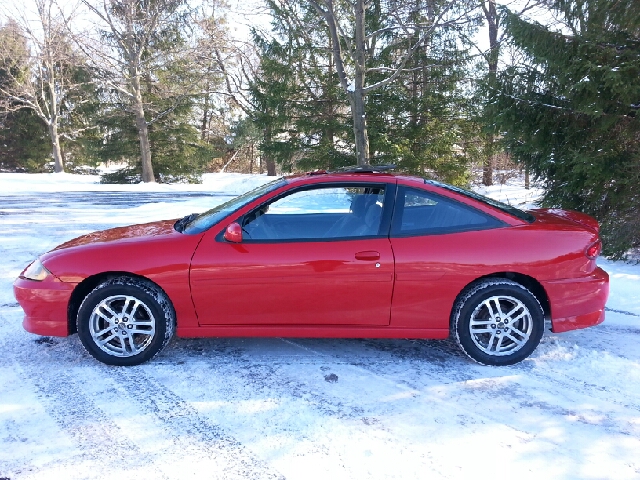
[[14, 276, 75, 337], [543, 267, 609, 333]]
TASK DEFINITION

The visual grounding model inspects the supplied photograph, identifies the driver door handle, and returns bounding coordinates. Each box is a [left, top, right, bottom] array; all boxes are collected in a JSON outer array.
[[355, 251, 380, 261]]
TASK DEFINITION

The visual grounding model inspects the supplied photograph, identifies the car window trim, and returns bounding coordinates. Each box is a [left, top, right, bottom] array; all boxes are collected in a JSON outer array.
[[182, 177, 287, 234], [424, 179, 535, 223], [216, 181, 397, 244], [391, 185, 507, 238]]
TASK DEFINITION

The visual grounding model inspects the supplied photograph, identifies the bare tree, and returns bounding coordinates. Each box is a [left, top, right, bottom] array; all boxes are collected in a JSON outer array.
[[0, 1, 88, 173], [192, 2, 238, 144], [202, 21, 276, 174], [301, 0, 473, 165], [80, 0, 208, 182]]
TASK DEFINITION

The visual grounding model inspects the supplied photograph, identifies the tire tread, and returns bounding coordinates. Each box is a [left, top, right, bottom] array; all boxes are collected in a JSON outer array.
[[77, 276, 175, 366], [452, 278, 544, 366]]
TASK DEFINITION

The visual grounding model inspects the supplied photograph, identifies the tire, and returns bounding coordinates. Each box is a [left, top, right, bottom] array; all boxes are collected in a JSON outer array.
[[452, 279, 544, 366], [77, 277, 175, 366]]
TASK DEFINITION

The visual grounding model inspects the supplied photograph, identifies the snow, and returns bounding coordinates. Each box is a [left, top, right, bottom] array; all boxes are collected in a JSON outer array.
[[0, 171, 273, 195], [473, 178, 545, 211], [1, 173, 639, 479]]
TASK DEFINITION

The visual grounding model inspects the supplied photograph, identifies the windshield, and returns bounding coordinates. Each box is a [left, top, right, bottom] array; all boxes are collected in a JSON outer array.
[[425, 180, 536, 223], [183, 178, 286, 234]]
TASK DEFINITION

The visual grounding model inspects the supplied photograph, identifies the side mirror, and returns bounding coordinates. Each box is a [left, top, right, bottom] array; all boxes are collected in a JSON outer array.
[[223, 222, 243, 243]]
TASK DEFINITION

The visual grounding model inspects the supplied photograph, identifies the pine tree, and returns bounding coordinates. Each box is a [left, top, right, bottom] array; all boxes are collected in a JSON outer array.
[[83, 0, 207, 182], [366, 11, 476, 185], [251, 0, 479, 180], [83, 0, 228, 183], [250, 2, 352, 173], [0, 109, 50, 171], [91, 82, 217, 184], [491, 0, 640, 258], [0, 21, 50, 171]]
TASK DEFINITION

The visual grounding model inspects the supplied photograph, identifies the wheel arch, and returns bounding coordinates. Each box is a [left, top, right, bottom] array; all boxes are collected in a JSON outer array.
[[67, 271, 170, 335], [450, 272, 551, 329]]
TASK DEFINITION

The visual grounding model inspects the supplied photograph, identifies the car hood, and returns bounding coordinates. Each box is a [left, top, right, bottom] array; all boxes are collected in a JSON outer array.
[[52, 219, 179, 251], [39, 218, 203, 284]]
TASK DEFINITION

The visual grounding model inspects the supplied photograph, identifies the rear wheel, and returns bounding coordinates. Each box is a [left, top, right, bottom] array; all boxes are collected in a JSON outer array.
[[77, 277, 175, 366], [453, 279, 544, 366]]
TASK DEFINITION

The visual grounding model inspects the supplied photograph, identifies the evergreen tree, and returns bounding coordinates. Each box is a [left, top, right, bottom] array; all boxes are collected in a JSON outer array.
[[250, 3, 352, 173], [491, 0, 640, 258], [91, 80, 217, 184], [251, 0, 479, 181], [0, 21, 50, 171], [366, 9, 477, 185], [83, 0, 228, 183], [84, 0, 205, 182], [0, 109, 50, 172]]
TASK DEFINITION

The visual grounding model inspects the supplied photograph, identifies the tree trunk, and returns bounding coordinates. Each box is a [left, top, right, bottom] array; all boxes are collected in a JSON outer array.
[[201, 81, 210, 141], [323, 35, 336, 167], [264, 124, 276, 176], [483, 0, 499, 187], [352, 0, 369, 165], [525, 166, 530, 189], [351, 93, 370, 166], [131, 75, 155, 183], [48, 122, 64, 173], [45, 54, 63, 173], [265, 157, 276, 176], [483, 134, 494, 186]]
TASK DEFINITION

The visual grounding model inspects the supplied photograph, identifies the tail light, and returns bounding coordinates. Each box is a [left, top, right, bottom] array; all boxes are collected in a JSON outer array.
[[585, 240, 602, 259]]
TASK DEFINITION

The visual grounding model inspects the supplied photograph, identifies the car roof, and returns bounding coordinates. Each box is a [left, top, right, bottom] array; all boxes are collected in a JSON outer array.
[[288, 171, 393, 181], [283, 170, 424, 187]]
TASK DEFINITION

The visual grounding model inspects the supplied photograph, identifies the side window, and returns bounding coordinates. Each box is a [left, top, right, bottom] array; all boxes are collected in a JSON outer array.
[[392, 187, 502, 236], [242, 185, 386, 241]]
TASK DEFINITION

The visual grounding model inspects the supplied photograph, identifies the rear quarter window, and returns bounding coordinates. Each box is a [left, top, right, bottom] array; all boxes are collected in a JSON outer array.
[[392, 186, 504, 236]]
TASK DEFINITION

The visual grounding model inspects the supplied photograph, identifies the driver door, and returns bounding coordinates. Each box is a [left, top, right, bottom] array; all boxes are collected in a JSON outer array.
[[189, 183, 395, 326]]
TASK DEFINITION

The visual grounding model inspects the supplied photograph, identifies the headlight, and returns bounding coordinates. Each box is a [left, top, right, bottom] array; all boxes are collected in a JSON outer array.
[[21, 259, 51, 281]]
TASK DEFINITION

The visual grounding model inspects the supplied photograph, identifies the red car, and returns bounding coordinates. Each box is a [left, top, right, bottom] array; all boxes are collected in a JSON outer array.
[[14, 167, 609, 366]]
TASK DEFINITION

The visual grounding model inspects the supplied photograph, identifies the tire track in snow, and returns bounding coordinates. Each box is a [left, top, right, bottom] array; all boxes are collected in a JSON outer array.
[[350, 336, 640, 411], [275, 338, 639, 444], [96, 365, 284, 480], [171, 338, 370, 421], [4, 333, 281, 479], [158, 354, 454, 480], [605, 306, 640, 317], [10, 360, 169, 479], [0, 318, 152, 478]]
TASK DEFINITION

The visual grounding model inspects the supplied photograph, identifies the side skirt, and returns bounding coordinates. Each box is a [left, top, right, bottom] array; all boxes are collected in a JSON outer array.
[[177, 325, 450, 339]]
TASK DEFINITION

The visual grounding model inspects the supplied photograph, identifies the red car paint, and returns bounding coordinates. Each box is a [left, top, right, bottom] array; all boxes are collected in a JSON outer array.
[[14, 173, 609, 342]]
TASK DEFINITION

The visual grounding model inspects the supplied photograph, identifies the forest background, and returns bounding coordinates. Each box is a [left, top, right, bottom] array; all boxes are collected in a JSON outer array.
[[0, 0, 638, 258]]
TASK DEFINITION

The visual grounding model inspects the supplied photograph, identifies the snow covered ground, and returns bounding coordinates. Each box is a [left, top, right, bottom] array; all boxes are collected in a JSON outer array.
[[1, 173, 639, 479]]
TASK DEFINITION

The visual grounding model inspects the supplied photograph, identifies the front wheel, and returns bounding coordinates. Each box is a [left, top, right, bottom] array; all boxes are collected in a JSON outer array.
[[77, 277, 175, 366], [453, 279, 544, 366]]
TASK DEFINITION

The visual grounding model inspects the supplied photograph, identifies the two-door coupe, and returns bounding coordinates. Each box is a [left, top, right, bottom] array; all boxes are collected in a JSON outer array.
[[14, 166, 609, 366]]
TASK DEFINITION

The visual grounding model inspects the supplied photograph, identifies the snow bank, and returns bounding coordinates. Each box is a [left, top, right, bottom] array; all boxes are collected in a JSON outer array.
[[0, 172, 273, 194]]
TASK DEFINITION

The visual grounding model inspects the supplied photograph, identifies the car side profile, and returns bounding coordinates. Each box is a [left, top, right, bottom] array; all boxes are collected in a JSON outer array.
[[14, 167, 609, 366]]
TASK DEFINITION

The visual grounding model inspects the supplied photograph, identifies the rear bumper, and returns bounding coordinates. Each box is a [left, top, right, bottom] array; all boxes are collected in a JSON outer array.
[[543, 267, 609, 333], [14, 277, 75, 337]]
